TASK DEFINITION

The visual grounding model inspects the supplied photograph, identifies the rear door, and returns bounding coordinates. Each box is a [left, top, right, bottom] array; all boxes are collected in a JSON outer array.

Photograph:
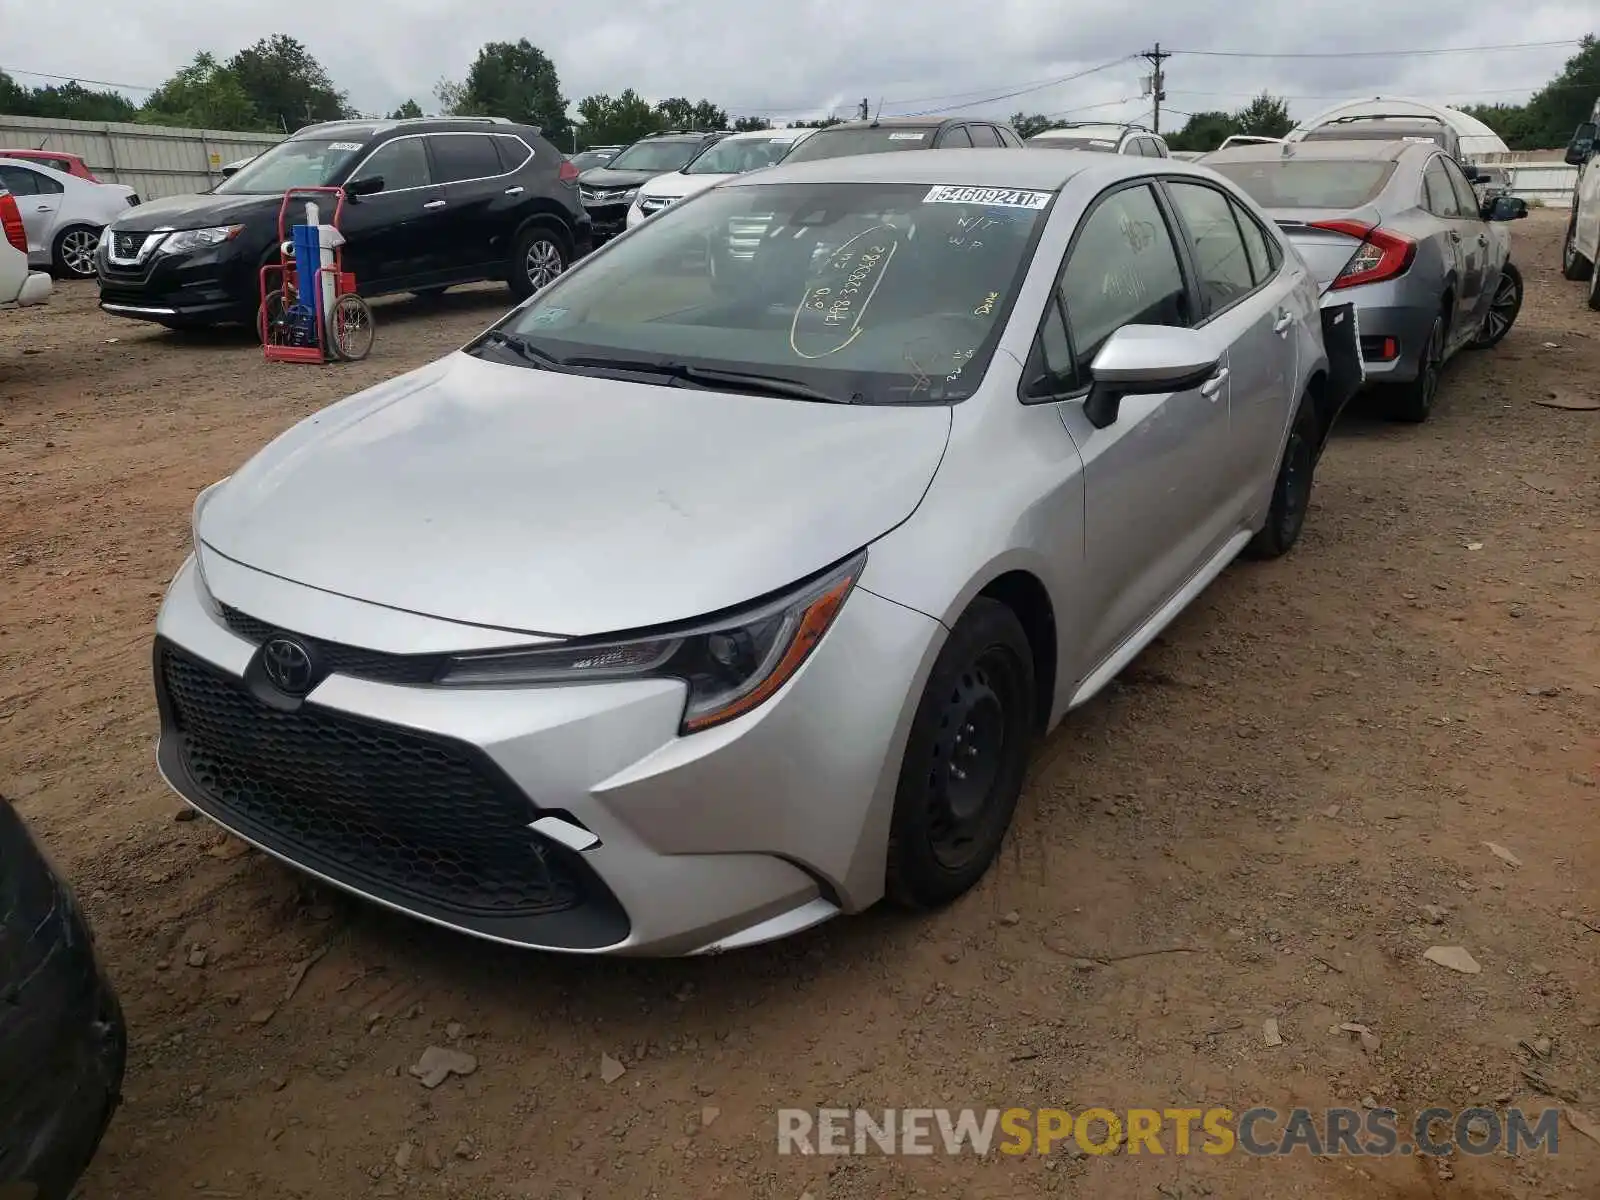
[[1164, 178, 1301, 520], [1421, 154, 1477, 342], [0, 164, 61, 261], [426, 133, 508, 273], [1441, 154, 1498, 331], [339, 135, 445, 289]]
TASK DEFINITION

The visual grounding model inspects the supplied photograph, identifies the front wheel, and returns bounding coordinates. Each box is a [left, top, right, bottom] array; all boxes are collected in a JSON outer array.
[[1562, 211, 1593, 281], [886, 598, 1036, 909], [508, 224, 572, 300], [1244, 389, 1318, 560], [1471, 262, 1522, 349], [52, 225, 101, 279]]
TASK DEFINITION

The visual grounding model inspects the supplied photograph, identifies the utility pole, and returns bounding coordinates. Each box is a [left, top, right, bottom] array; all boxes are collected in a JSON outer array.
[[858, 97, 870, 121], [1141, 42, 1169, 134]]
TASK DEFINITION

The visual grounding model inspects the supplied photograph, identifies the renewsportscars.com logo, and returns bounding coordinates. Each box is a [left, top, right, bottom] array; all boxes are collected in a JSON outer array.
[[777, 1106, 1565, 1157]]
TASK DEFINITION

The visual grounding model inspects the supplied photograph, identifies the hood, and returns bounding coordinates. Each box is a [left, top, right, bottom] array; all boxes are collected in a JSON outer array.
[[580, 165, 675, 191], [109, 190, 280, 233], [638, 171, 725, 203], [1264, 205, 1382, 291], [199, 353, 952, 638]]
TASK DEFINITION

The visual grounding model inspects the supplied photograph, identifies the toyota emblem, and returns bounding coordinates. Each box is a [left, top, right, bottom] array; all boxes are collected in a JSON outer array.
[[260, 636, 316, 695]]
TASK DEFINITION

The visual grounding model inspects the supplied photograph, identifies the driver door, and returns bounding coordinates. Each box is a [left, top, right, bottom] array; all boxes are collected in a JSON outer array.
[[338, 135, 446, 291]]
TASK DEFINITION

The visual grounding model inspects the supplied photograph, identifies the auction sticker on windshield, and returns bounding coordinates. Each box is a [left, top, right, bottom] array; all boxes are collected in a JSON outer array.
[[923, 185, 1053, 209], [888, 133, 927, 140], [328, 142, 364, 151]]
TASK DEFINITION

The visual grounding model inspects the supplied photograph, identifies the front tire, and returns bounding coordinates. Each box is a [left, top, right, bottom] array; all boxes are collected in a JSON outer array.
[[1471, 262, 1522, 349], [1562, 211, 1593, 281], [886, 599, 1036, 910], [1589, 259, 1600, 312], [1245, 389, 1318, 560], [508, 223, 572, 300], [1379, 310, 1444, 423], [52, 225, 101, 279]]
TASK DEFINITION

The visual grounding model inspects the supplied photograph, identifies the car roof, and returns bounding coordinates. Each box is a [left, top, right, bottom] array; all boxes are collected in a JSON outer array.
[[725, 146, 1201, 191], [720, 128, 811, 142], [291, 117, 532, 142], [805, 117, 964, 132], [1204, 138, 1425, 165]]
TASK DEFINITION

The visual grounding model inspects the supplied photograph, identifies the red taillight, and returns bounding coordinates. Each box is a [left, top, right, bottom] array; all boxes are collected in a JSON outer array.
[[0, 192, 26, 254], [1312, 219, 1416, 290], [558, 160, 580, 184]]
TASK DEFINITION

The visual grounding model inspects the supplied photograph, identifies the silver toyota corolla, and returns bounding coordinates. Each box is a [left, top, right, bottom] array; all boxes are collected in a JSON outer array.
[[1201, 138, 1528, 422], [155, 150, 1349, 956]]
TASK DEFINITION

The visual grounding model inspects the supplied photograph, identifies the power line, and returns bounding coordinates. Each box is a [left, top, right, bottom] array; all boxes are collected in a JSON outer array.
[[900, 56, 1140, 115], [1167, 80, 1599, 101], [1, 65, 158, 92], [1166, 38, 1582, 60]]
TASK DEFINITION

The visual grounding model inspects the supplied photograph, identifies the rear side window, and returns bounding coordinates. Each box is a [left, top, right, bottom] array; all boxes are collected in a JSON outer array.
[[1422, 158, 1465, 218], [430, 134, 503, 184], [1207, 159, 1395, 209], [1231, 199, 1279, 283], [968, 125, 1002, 148], [1059, 183, 1191, 378], [494, 135, 532, 173], [1148, 139, 1169, 158], [355, 137, 432, 190], [1441, 156, 1482, 217], [1165, 181, 1257, 315], [942, 126, 974, 148], [997, 127, 1024, 147], [0, 165, 62, 195]]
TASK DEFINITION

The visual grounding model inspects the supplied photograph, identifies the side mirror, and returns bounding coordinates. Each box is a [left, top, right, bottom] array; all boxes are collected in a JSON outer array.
[[1487, 195, 1528, 222], [1566, 124, 1596, 167], [346, 175, 385, 198], [1083, 325, 1223, 429], [219, 164, 241, 178]]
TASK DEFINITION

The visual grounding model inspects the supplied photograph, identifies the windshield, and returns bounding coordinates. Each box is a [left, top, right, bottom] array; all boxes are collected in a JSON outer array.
[[214, 137, 368, 194], [607, 140, 705, 173], [1029, 133, 1121, 152], [489, 181, 1052, 404], [569, 149, 618, 171], [1207, 159, 1397, 209], [685, 136, 801, 175], [780, 128, 938, 163]]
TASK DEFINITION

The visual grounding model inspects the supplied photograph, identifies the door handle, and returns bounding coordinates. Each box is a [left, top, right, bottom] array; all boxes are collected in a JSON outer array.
[[1272, 309, 1293, 336], [503, 186, 524, 195], [1200, 367, 1229, 400], [36, 204, 52, 212], [1449, 230, 1461, 243], [423, 199, 447, 210], [1477, 234, 1488, 246]]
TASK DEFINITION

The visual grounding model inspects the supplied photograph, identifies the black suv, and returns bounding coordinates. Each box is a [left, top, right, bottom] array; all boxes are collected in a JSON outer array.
[[578, 130, 729, 241], [776, 117, 1026, 164], [96, 116, 590, 330]]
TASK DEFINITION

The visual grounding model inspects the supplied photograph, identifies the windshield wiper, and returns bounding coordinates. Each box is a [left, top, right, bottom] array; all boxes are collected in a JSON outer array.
[[471, 329, 565, 368], [559, 356, 856, 403]]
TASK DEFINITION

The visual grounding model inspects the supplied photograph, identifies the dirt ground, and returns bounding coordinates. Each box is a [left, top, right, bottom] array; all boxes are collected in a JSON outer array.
[[2, 212, 1598, 1200]]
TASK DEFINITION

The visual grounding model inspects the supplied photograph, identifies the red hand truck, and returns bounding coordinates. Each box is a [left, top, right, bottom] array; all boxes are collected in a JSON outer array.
[[259, 186, 375, 363]]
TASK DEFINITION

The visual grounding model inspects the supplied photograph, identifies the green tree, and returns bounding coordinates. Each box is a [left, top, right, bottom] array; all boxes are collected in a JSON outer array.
[[447, 39, 569, 141], [1166, 110, 1241, 152], [732, 115, 772, 132], [0, 70, 136, 121], [575, 89, 662, 146], [1233, 92, 1293, 139], [1522, 33, 1599, 147], [389, 98, 424, 119], [1460, 101, 1541, 150], [139, 53, 262, 131], [1009, 112, 1055, 139], [792, 116, 843, 128], [227, 34, 351, 131], [655, 97, 729, 130]]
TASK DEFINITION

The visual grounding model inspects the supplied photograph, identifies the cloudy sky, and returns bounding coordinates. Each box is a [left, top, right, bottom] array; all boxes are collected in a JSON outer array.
[[0, 0, 1591, 131]]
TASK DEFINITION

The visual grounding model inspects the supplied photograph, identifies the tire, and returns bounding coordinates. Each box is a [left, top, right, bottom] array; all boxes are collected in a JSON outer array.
[[1244, 389, 1318, 560], [1589, 260, 1600, 312], [329, 294, 375, 361], [886, 598, 1036, 910], [508, 222, 572, 301], [411, 287, 449, 302], [1379, 309, 1444, 423], [257, 289, 286, 345], [1561, 211, 1593, 282], [1471, 262, 1522, 349], [52, 224, 101, 279]]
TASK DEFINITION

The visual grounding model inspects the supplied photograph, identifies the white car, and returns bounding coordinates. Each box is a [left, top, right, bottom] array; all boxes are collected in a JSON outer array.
[[1, 188, 52, 307], [1560, 103, 1600, 309], [625, 129, 814, 228], [0, 157, 139, 279]]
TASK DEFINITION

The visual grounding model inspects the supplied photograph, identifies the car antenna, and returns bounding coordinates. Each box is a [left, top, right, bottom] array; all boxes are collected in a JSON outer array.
[[870, 97, 883, 127]]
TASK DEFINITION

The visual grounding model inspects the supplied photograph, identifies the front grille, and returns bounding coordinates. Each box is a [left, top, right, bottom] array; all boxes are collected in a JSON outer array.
[[158, 645, 587, 917], [111, 230, 148, 259], [219, 604, 445, 686], [638, 195, 673, 216]]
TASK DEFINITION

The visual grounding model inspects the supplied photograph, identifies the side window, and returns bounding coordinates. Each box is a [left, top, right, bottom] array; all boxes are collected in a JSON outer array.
[[1441, 156, 1482, 219], [1422, 158, 1463, 218], [1230, 197, 1276, 285], [1058, 183, 1191, 378], [429, 134, 503, 184], [34, 170, 65, 195], [1025, 297, 1078, 396], [1150, 139, 1170, 158], [968, 124, 1002, 148], [493, 135, 532, 173], [942, 126, 974, 148], [0, 166, 37, 195], [355, 137, 432, 190], [998, 127, 1025, 147], [1165, 180, 1257, 314]]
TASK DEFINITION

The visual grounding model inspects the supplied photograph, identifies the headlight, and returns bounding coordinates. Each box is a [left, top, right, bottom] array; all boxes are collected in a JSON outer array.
[[161, 225, 244, 255], [191, 478, 229, 596], [437, 551, 866, 734]]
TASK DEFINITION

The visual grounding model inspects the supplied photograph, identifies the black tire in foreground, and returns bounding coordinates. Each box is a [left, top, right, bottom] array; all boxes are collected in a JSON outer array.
[[508, 222, 573, 301], [887, 598, 1037, 909], [1244, 388, 1319, 561], [1380, 309, 1445, 423]]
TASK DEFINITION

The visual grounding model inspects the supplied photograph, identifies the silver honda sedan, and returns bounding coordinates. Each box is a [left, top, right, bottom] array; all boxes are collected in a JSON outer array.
[[1201, 138, 1528, 422], [155, 150, 1344, 956]]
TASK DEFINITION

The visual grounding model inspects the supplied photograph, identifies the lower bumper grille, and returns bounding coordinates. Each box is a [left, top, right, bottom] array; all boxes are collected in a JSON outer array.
[[156, 643, 617, 929]]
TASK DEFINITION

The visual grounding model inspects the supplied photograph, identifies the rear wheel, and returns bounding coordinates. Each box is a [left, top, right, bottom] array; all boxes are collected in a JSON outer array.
[[1588, 260, 1600, 312], [257, 289, 286, 346], [508, 223, 571, 300], [886, 599, 1036, 909], [1471, 262, 1522, 349], [1244, 389, 1318, 560], [1380, 310, 1444, 423], [52, 225, 101, 279], [1562, 211, 1593, 281]]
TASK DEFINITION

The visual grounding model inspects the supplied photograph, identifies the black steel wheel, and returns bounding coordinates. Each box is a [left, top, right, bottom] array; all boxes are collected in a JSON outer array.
[[887, 598, 1036, 909]]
